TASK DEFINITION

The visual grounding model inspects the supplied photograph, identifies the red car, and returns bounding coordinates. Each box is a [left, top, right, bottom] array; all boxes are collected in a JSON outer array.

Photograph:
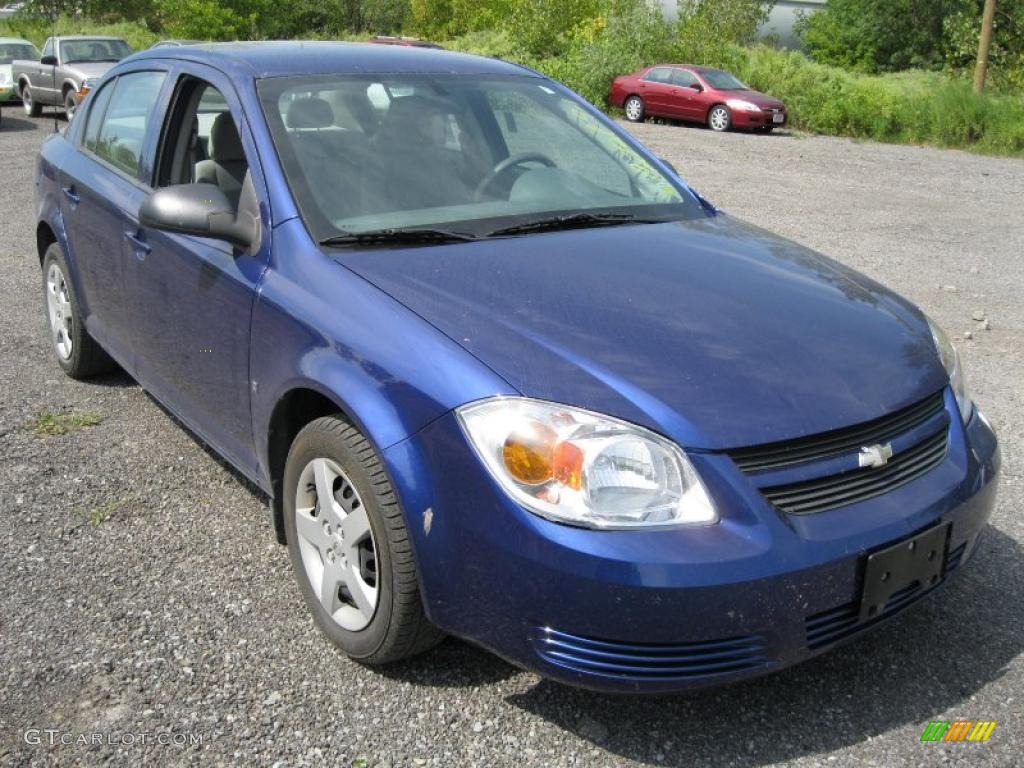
[[609, 65, 787, 133]]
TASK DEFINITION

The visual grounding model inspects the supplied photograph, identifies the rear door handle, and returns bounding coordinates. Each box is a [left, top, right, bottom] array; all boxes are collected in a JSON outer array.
[[124, 231, 151, 258], [61, 186, 80, 205]]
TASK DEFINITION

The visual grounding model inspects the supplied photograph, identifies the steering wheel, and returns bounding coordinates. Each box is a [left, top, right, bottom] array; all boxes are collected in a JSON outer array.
[[475, 152, 556, 200]]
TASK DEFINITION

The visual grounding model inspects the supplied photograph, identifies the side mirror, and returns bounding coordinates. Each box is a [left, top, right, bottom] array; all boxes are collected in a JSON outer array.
[[139, 183, 258, 251], [690, 83, 703, 92], [40, 54, 57, 66]]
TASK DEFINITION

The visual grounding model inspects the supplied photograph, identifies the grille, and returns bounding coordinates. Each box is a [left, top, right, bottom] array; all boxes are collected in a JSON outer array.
[[727, 390, 945, 473], [534, 628, 769, 680], [804, 541, 967, 650], [760, 428, 948, 515]]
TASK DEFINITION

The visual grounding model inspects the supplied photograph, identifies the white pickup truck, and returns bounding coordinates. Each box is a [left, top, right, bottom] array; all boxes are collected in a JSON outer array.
[[12, 35, 132, 118]]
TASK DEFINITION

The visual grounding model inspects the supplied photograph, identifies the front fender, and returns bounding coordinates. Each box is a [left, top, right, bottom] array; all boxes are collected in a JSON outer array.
[[249, 218, 516, 489]]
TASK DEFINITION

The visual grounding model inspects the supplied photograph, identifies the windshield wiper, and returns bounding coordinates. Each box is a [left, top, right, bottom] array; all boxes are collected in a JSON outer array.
[[319, 228, 479, 247], [485, 212, 670, 238]]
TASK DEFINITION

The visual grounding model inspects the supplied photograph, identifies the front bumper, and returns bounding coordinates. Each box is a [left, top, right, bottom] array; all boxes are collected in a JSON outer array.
[[733, 108, 787, 129], [0, 86, 15, 104], [385, 395, 999, 693]]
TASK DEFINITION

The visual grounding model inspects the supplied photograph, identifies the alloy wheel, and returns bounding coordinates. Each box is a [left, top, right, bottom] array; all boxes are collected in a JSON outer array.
[[294, 457, 379, 631], [709, 106, 730, 132], [46, 263, 74, 360], [22, 88, 33, 116], [625, 96, 643, 122]]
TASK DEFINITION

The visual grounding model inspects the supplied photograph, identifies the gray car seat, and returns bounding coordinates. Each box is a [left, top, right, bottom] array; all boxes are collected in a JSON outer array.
[[195, 113, 248, 208]]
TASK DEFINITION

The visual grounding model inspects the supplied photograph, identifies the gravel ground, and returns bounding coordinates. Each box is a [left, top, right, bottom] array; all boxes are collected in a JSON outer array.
[[1, 110, 1022, 768]]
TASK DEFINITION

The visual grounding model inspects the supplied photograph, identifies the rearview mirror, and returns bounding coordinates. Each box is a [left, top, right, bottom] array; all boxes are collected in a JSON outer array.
[[139, 183, 257, 251], [40, 54, 57, 66], [690, 83, 703, 92]]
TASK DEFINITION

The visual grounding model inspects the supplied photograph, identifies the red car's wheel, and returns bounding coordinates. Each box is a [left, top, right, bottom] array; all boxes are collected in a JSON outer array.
[[624, 95, 645, 123], [708, 104, 731, 132]]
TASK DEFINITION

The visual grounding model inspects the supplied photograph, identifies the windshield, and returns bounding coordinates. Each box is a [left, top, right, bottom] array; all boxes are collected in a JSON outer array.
[[59, 38, 132, 63], [701, 69, 747, 90], [0, 42, 38, 64], [258, 74, 704, 240]]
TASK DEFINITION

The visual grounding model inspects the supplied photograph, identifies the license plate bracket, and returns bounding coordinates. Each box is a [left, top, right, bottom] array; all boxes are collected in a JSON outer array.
[[859, 524, 949, 622]]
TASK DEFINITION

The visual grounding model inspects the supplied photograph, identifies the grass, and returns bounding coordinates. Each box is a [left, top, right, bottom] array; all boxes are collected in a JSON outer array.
[[26, 410, 103, 437], [449, 34, 1024, 158], [75, 497, 127, 527]]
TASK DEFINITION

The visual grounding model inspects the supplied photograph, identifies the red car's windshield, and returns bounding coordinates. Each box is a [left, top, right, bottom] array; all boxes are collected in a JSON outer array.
[[701, 70, 748, 90]]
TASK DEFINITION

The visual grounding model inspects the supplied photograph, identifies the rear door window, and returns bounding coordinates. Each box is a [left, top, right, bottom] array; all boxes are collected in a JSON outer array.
[[89, 71, 166, 177], [82, 80, 116, 153], [642, 67, 672, 84]]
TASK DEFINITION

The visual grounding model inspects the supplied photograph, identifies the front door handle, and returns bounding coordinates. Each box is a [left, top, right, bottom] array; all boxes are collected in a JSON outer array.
[[124, 231, 152, 258], [61, 186, 80, 205]]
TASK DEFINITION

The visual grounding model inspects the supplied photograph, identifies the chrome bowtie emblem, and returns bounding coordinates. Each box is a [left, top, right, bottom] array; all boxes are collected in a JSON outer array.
[[859, 443, 894, 469]]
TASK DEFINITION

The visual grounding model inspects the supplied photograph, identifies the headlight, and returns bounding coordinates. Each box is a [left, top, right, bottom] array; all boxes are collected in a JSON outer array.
[[926, 316, 972, 423], [456, 397, 717, 529], [726, 99, 761, 112], [0, 71, 9, 85]]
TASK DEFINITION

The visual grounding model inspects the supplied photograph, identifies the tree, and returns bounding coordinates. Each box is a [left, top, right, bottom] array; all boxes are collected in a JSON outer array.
[[797, 0, 968, 72]]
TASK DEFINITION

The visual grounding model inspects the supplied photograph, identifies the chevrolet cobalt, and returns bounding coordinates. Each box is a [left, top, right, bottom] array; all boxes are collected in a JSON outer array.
[[34, 42, 998, 693]]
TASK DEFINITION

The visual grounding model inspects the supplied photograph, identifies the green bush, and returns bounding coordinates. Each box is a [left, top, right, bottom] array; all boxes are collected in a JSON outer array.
[[0, 16, 161, 49]]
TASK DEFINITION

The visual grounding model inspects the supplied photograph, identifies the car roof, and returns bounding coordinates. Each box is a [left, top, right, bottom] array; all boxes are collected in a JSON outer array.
[[53, 35, 127, 41], [0, 36, 36, 44], [645, 64, 728, 73], [127, 40, 535, 80]]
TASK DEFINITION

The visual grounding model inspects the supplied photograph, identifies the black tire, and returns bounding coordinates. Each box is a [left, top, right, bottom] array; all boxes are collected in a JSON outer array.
[[707, 104, 731, 132], [22, 84, 41, 117], [63, 89, 77, 120], [623, 95, 645, 123], [41, 243, 116, 379], [284, 415, 444, 665]]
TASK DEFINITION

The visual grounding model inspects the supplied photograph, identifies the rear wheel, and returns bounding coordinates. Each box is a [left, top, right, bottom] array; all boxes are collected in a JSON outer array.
[[22, 84, 42, 117], [708, 105, 731, 132], [284, 415, 444, 664], [624, 95, 645, 123], [41, 243, 116, 378]]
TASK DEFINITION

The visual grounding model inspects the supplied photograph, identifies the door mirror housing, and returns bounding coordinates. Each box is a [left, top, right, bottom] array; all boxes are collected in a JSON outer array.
[[139, 183, 258, 251], [40, 54, 58, 66], [689, 83, 703, 92]]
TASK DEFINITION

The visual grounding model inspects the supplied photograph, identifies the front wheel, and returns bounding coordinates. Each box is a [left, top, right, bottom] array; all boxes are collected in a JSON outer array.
[[283, 416, 444, 664], [23, 85, 42, 117], [64, 89, 77, 120], [708, 105, 731, 132], [624, 95, 645, 123]]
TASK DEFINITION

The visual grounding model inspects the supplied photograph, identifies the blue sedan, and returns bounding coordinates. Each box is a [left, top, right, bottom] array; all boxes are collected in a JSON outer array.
[[33, 42, 999, 693]]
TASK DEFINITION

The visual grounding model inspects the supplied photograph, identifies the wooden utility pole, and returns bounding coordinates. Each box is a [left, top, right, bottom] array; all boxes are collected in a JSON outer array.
[[973, 0, 998, 93]]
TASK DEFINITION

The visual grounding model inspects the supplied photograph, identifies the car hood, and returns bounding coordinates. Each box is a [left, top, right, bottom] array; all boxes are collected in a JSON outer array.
[[333, 216, 947, 450], [65, 61, 116, 80], [729, 89, 785, 110]]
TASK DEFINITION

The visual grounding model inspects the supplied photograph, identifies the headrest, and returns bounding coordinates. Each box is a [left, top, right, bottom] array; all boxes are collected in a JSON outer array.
[[286, 98, 334, 130], [209, 112, 246, 162], [375, 95, 449, 146]]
